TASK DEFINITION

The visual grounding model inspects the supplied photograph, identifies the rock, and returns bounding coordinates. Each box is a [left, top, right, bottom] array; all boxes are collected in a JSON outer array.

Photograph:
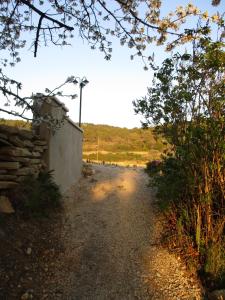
[[32, 164, 42, 172], [18, 129, 33, 140], [0, 155, 30, 163], [29, 158, 41, 165], [21, 292, 29, 300], [0, 181, 18, 189], [0, 147, 32, 157], [0, 195, 15, 213], [82, 165, 94, 177], [0, 132, 8, 140], [0, 175, 17, 181], [208, 290, 225, 300], [23, 140, 34, 148], [0, 161, 20, 169], [0, 124, 19, 135], [0, 138, 13, 146], [33, 140, 47, 146], [13, 167, 35, 176], [26, 247, 32, 255], [33, 146, 45, 152], [21, 290, 33, 299], [31, 151, 41, 157], [16, 157, 31, 163], [8, 136, 24, 147], [16, 176, 28, 182]]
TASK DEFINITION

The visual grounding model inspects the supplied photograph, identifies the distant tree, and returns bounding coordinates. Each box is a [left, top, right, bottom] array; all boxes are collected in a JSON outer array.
[[0, 0, 224, 121]]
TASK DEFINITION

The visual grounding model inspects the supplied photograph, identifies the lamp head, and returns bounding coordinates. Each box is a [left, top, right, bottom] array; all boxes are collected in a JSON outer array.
[[80, 78, 89, 88], [83, 79, 89, 85], [73, 79, 79, 84]]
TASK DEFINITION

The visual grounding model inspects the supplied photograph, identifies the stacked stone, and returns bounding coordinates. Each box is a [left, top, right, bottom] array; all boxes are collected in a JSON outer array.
[[0, 125, 48, 190]]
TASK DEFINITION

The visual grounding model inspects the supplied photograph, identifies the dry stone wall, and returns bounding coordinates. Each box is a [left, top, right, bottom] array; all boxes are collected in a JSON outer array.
[[0, 125, 47, 190]]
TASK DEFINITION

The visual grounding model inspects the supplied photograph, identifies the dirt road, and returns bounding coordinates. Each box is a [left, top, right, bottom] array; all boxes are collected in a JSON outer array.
[[47, 165, 202, 299]]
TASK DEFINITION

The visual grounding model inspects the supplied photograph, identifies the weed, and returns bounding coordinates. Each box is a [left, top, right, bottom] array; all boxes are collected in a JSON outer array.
[[14, 170, 61, 217]]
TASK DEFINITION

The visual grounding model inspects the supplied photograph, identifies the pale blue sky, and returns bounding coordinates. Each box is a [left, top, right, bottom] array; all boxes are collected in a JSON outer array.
[[1, 0, 224, 128]]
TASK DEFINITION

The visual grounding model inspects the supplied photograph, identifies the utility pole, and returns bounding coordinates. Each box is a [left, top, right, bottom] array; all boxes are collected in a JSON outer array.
[[73, 77, 89, 128], [79, 84, 83, 127], [96, 136, 99, 162]]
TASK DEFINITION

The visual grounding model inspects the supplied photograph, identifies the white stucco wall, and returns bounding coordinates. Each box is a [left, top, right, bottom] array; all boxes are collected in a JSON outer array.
[[49, 117, 83, 193], [34, 96, 83, 193]]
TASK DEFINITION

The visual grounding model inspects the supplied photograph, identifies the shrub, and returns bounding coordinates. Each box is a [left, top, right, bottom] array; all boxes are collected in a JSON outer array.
[[135, 39, 225, 288], [145, 160, 161, 176], [15, 170, 61, 217]]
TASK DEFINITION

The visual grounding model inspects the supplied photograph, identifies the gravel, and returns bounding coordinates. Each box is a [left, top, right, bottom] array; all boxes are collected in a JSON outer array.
[[44, 164, 203, 300]]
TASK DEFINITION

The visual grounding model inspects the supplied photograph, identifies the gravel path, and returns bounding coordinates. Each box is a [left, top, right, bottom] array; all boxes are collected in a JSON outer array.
[[47, 165, 202, 300]]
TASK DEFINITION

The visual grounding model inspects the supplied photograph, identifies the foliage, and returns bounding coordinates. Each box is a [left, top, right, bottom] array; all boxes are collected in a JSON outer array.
[[83, 123, 164, 152], [0, 118, 31, 129], [0, 120, 165, 163], [84, 151, 147, 164], [134, 39, 225, 288], [82, 123, 165, 164], [0, 1, 224, 120], [14, 171, 62, 217]]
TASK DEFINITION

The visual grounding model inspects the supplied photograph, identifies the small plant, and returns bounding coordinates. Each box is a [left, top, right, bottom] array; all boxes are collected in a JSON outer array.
[[16, 170, 61, 217], [145, 160, 161, 176]]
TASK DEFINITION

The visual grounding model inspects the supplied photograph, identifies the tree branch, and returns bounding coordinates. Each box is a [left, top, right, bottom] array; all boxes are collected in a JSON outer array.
[[0, 87, 33, 111], [34, 15, 44, 57], [19, 0, 74, 31], [97, 0, 136, 43], [115, 0, 181, 36], [0, 108, 33, 121]]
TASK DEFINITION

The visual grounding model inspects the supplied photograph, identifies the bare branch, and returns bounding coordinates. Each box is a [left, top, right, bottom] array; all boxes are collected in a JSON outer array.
[[34, 15, 44, 57], [19, 0, 74, 31], [0, 107, 33, 121]]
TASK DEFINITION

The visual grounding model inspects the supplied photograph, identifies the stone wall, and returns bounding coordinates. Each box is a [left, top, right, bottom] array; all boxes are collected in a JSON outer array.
[[0, 125, 47, 190], [0, 97, 83, 193]]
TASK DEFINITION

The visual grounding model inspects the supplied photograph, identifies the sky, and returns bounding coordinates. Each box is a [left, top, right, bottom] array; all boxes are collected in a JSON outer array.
[[1, 0, 224, 128]]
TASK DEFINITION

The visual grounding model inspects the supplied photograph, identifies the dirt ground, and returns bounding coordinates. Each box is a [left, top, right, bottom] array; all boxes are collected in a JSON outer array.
[[49, 164, 202, 299], [0, 164, 203, 299], [0, 206, 63, 299]]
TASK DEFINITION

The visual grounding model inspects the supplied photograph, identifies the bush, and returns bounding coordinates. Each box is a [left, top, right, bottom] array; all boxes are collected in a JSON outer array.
[[145, 160, 161, 176], [15, 170, 62, 217], [147, 157, 189, 210], [137, 39, 225, 288]]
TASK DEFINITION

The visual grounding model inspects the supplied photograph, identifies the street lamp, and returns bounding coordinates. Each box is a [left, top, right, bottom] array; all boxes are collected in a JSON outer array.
[[73, 77, 89, 127]]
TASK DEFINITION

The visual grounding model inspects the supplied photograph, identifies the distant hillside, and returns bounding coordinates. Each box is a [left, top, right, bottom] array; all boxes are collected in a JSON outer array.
[[82, 123, 164, 152], [0, 120, 165, 165], [82, 123, 165, 165], [0, 119, 31, 129]]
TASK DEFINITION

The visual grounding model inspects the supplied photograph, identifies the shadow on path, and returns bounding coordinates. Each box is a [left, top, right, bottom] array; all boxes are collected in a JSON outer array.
[[50, 165, 202, 300]]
